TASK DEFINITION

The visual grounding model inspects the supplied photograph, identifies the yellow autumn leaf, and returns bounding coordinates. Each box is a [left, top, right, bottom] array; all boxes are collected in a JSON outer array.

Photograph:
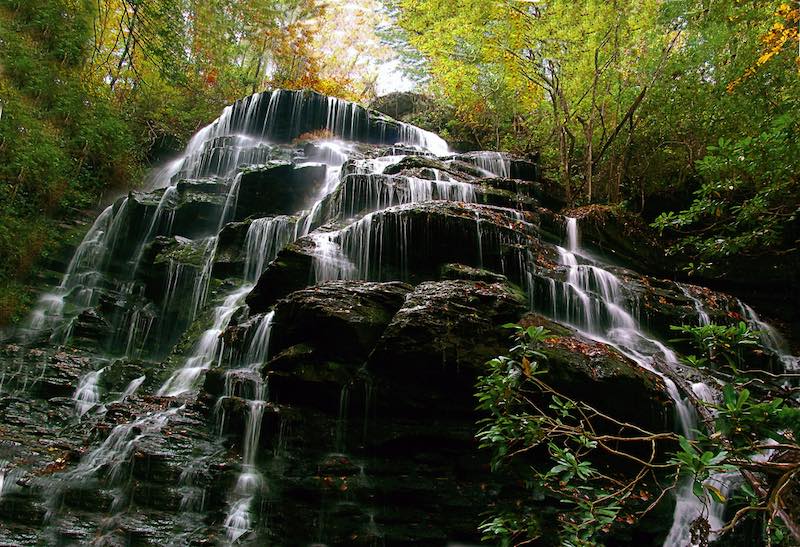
[[706, 484, 726, 503]]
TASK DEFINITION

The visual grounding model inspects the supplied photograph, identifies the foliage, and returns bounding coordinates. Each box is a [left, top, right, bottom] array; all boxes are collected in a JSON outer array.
[[673, 322, 800, 544], [387, 0, 800, 225], [670, 322, 760, 370], [475, 323, 677, 546], [652, 116, 800, 275], [477, 320, 800, 546]]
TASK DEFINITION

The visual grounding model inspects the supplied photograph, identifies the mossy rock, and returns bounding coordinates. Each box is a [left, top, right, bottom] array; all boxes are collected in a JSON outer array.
[[152, 236, 211, 268]]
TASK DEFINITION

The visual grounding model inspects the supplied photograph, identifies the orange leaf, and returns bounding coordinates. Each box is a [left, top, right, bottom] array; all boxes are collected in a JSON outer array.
[[521, 356, 532, 378]]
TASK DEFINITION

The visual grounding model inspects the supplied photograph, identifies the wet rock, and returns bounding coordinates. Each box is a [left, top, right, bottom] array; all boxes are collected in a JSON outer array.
[[249, 282, 413, 414], [270, 281, 412, 362], [127, 180, 227, 241], [28, 350, 93, 399], [136, 235, 211, 304], [246, 238, 317, 312], [213, 219, 252, 279], [522, 314, 675, 432], [234, 161, 327, 220], [383, 155, 482, 180], [368, 280, 528, 415], [478, 177, 565, 211], [567, 205, 674, 274], [246, 202, 558, 313], [69, 308, 114, 351]]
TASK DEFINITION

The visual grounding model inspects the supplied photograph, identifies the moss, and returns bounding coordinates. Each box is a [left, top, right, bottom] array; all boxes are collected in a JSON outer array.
[[153, 238, 210, 268], [162, 282, 240, 368], [239, 160, 292, 175], [440, 263, 508, 283], [0, 280, 36, 325]]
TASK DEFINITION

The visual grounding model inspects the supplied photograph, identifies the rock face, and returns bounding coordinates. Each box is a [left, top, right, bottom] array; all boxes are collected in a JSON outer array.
[[367, 280, 528, 414], [0, 89, 789, 546], [565, 204, 672, 274], [234, 162, 327, 220], [270, 280, 412, 361]]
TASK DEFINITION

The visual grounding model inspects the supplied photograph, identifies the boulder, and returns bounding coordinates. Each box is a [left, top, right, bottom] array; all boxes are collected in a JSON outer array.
[[269, 281, 412, 362], [251, 281, 412, 413], [523, 315, 675, 432], [368, 280, 528, 415], [246, 237, 317, 313], [477, 177, 566, 212], [213, 219, 252, 279], [137, 235, 212, 305], [234, 161, 328, 220]]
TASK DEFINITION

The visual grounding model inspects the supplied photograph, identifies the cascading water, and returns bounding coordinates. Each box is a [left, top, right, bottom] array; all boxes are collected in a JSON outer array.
[[11, 89, 457, 544], [740, 303, 799, 372], [243, 217, 300, 283], [158, 286, 252, 397], [20, 89, 449, 352], [333, 173, 476, 219], [27, 205, 117, 334], [73, 367, 104, 416], [549, 218, 725, 547], [679, 283, 711, 326], [467, 151, 511, 178], [219, 311, 274, 543]]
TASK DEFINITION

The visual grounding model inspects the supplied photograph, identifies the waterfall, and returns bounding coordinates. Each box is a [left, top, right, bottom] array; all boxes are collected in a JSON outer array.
[[549, 217, 732, 546], [21, 90, 447, 351], [396, 123, 449, 156], [333, 174, 476, 219], [114, 375, 146, 403], [20, 89, 798, 545], [243, 217, 300, 283], [73, 367, 105, 416], [21, 90, 454, 542], [740, 303, 799, 372], [679, 283, 711, 326], [131, 185, 179, 273], [158, 286, 252, 397], [220, 311, 274, 542], [27, 204, 117, 333], [467, 151, 511, 178]]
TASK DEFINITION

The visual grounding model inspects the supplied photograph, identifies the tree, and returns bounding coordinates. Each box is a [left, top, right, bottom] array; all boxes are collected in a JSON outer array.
[[388, 0, 675, 202]]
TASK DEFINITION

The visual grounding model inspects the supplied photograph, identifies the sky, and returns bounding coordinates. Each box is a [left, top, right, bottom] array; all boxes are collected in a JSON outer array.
[[324, 0, 418, 96], [376, 59, 417, 94]]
